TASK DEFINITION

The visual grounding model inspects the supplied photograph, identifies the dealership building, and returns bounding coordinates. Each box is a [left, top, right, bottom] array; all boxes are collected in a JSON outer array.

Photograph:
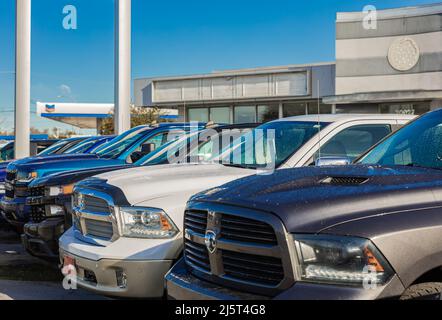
[[134, 2, 442, 123]]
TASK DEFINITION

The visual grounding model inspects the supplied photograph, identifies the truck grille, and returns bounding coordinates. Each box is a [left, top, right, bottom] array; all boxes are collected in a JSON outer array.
[[6, 171, 16, 182], [184, 210, 207, 235], [222, 251, 284, 286], [184, 204, 293, 296], [29, 186, 45, 197], [220, 213, 278, 245], [84, 219, 113, 240], [83, 195, 110, 214], [73, 190, 116, 243], [30, 205, 46, 223], [5, 189, 14, 199], [184, 240, 211, 272]]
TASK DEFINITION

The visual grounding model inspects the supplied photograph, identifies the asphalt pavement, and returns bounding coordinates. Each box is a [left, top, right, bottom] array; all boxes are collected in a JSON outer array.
[[0, 223, 108, 300]]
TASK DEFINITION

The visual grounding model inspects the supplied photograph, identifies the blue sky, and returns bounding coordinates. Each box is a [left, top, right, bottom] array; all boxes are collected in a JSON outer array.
[[0, 0, 439, 133]]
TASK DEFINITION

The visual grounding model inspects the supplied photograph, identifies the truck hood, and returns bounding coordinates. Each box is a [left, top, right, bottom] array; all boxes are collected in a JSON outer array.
[[7, 157, 124, 179], [29, 164, 133, 188], [11, 153, 99, 166], [193, 165, 442, 233], [93, 163, 255, 206]]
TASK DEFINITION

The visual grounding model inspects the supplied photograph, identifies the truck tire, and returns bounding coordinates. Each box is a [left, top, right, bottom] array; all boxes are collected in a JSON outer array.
[[400, 282, 442, 300]]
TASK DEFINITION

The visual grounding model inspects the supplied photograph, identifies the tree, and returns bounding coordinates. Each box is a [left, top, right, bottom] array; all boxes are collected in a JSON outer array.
[[99, 106, 166, 135]]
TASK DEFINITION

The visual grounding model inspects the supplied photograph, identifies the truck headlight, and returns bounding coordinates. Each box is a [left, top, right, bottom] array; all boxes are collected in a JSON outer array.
[[48, 184, 75, 196], [294, 234, 393, 286], [17, 171, 38, 183], [119, 207, 178, 239]]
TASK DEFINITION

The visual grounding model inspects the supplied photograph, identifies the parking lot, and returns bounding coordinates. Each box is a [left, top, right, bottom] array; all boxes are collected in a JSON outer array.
[[0, 222, 106, 300]]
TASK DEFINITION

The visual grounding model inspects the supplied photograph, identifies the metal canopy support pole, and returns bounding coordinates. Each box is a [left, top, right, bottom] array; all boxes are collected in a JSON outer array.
[[14, 0, 31, 159], [114, 0, 131, 134]]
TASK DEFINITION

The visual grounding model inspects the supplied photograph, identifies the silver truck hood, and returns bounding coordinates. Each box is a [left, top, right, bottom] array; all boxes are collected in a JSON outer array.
[[95, 163, 254, 206]]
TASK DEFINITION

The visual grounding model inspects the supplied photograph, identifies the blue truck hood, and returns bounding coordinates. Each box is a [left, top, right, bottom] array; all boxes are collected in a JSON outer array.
[[29, 164, 133, 187], [7, 157, 127, 180], [11, 153, 99, 166]]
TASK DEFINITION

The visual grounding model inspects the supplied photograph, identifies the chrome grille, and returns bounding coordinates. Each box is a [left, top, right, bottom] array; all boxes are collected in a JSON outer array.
[[84, 219, 113, 240], [183, 204, 294, 296], [73, 190, 116, 243]]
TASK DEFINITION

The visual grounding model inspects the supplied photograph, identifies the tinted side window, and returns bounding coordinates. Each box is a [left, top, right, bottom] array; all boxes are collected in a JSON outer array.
[[315, 125, 391, 161]]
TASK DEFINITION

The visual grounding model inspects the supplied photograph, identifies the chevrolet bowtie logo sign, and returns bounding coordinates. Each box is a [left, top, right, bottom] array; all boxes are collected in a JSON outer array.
[[45, 104, 56, 113]]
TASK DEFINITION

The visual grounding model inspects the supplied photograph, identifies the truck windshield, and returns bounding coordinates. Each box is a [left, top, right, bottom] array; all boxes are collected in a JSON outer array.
[[211, 121, 329, 169], [95, 126, 151, 159], [136, 128, 249, 166], [358, 111, 442, 170], [64, 137, 99, 154], [37, 140, 70, 156]]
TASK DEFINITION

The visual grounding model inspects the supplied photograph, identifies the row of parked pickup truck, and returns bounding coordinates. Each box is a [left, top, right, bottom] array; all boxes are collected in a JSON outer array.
[[1, 110, 442, 300]]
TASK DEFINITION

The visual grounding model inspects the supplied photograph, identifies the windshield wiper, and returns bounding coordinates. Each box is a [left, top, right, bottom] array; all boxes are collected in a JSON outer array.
[[222, 163, 257, 170]]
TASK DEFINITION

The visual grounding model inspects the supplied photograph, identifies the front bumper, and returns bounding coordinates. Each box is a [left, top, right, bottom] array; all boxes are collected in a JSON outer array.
[[59, 228, 182, 298], [22, 217, 65, 260], [22, 195, 73, 260], [0, 196, 29, 228], [166, 258, 406, 300], [59, 248, 173, 298]]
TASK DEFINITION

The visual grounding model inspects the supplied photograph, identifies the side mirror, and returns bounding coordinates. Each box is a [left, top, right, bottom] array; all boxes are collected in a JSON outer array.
[[141, 143, 156, 155], [315, 156, 352, 167]]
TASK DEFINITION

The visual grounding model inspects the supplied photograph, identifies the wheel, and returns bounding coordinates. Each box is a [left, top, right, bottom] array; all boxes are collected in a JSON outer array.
[[400, 282, 442, 300]]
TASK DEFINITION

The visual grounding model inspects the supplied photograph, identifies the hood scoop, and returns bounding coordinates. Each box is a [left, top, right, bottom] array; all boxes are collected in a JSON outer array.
[[321, 176, 369, 185]]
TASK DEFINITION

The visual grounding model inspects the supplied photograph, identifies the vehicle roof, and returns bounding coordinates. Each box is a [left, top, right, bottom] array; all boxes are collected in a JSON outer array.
[[274, 113, 416, 123]]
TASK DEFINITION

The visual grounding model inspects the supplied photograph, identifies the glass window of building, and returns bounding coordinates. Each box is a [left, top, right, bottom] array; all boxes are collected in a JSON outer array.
[[188, 108, 209, 122], [283, 103, 307, 117], [234, 106, 256, 123], [257, 105, 279, 123], [210, 107, 230, 124], [307, 102, 332, 115]]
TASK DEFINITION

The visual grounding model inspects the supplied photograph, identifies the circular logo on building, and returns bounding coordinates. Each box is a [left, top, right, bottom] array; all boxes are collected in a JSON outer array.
[[388, 37, 420, 72]]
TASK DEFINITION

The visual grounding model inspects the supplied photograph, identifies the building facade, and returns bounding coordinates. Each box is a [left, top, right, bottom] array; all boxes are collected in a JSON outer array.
[[134, 63, 335, 123], [134, 3, 442, 123], [324, 3, 442, 114]]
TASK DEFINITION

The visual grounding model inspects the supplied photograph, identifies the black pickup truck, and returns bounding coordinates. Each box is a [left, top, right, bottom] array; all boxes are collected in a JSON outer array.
[[166, 108, 442, 300]]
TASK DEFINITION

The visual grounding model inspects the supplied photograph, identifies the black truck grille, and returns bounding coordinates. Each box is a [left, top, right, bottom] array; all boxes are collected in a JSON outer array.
[[184, 207, 287, 293], [30, 205, 46, 223], [220, 213, 278, 245], [184, 241, 210, 272], [222, 250, 284, 286], [29, 186, 45, 197], [6, 171, 16, 182], [184, 210, 207, 235], [5, 189, 14, 199]]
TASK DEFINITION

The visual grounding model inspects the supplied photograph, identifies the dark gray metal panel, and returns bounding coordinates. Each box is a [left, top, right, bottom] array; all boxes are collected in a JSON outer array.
[[336, 14, 442, 40], [336, 52, 442, 77]]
